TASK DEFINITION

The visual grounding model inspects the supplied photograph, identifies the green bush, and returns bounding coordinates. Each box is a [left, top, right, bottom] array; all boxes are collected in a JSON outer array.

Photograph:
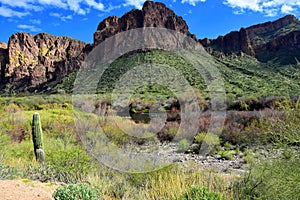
[[0, 164, 22, 180], [194, 132, 221, 153], [53, 183, 98, 200], [234, 157, 300, 200], [46, 146, 93, 183], [223, 141, 232, 150], [177, 139, 189, 153], [242, 108, 300, 146], [25, 163, 57, 182], [194, 132, 221, 146], [178, 185, 225, 200], [218, 150, 234, 161]]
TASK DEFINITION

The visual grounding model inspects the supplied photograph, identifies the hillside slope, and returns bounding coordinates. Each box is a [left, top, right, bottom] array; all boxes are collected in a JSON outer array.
[[0, 1, 299, 99]]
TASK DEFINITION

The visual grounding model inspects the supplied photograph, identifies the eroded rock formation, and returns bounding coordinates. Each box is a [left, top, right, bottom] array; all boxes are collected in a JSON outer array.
[[94, 1, 194, 45], [201, 15, 300, 60], [4, 32, 86, 91], [0, 1, 300, 93], [0, 42, 8, 84]]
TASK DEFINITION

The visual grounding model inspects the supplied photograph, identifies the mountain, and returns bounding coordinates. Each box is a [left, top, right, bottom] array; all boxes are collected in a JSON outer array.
[[0, 1, 300, 98], [201, 15, 300, 64], [2, 33, 87, 92], [0, 1, 197, 94], [94, 1, 196, 45]]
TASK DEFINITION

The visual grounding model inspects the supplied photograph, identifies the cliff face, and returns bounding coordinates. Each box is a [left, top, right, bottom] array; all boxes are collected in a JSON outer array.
[[1, 1, 300, 94], [210, 28, 255, 56], [0, 42, 8, 84], [201, 15, 300, 61], [1, 1, 196, 93], [246, 15, 298, 46], [3, 32, 86, 91], [94, 1, 193, 45]]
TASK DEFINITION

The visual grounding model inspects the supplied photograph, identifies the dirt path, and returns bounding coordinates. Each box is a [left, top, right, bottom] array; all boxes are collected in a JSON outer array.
[[0, 180, 57, 200]]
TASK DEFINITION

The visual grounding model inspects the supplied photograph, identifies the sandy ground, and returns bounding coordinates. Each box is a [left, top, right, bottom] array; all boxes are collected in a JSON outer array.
[[0, 180, 58, 200]]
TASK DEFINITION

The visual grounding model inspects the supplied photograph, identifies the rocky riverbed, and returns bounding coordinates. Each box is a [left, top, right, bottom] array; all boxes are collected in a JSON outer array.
[[131, 142, 300, 174]]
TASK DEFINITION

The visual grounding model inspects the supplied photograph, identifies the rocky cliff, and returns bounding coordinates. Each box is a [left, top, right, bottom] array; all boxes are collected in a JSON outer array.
[[2, 32, 86, 92], [201, 15, 300, 62], [1, 1, 300, 94], [1, 1, 197, 93], [94, 1, 195, 45], [0, 42, 8, 84]]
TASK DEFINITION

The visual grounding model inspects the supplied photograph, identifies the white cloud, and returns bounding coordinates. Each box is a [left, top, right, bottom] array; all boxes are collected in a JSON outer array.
[[67, 0, 87, 15], [0, 0, 117, 19], [105, 4, 122, 13], [281, 4, 294, 14], [17, 24, 42, 32], [123, 0, 146, 9], [223, 0, 300, 16], [265, 8, 278, 17], [50, 12, 73, 21], [0, 6, 29, 17], [85, 0, 104, 10], [224, 0, 262, 12], [181, 0, 206, 7], [37, 0, 67, 8], [0, 0, 42, 11]]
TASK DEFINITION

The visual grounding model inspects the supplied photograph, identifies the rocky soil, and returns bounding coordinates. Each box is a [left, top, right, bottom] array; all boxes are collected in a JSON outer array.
[[160, 143, 246, 174], [137, 142, 300, 174]]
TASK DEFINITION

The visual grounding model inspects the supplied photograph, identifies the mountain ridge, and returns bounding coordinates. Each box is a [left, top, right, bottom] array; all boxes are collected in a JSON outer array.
[[0, 1, 300, 95], [201, 14, 300, 63]]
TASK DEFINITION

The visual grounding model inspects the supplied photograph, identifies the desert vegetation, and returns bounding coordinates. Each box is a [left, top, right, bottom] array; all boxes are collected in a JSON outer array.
[[1, 2, 300, 199], [0, 94, 299, 199]]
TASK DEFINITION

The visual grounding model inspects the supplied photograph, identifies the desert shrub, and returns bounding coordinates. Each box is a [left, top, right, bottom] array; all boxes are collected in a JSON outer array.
[[158, 125, 178, 141], [218, 150, 235, 161], [1, 104, 30, 142], [266, 109, 300, 146], [0, 164, 22, 180], [2, 140, 34, 163], [223, 141, 233, 150], [46, 146, 93, 183], [221, 111, 262, 145], [193, 132, 221, 153], [100, 116, 157, 145], [25, 163, 57, 182], [177, 139, 189, 153], [233, 157, 300, 200], [105, 181, 129, 199], [178, 185, 225, 200], [194, 132, 220, 145], [4, 103, 21, 113], [53, 183, 98, 200], [0, 132, 10, 149], [239, 108, 300, 146], [143, 164, 234, 199]]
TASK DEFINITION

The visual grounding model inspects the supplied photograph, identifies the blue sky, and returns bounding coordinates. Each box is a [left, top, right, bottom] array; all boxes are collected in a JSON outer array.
[[0, 0, 299, 44]]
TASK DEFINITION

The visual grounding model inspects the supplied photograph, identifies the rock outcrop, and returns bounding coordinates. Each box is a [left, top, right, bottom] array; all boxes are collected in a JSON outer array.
[[1, 1, 300, 94], [0, 42, 8, 84], [0, 1, 198, 93], [246, 15, 298, 46], [4, 32, 86, 91], [201, 15, 300, 60], [256, 30, 300, 52], [94, 1, 195, 45], [207, 28, 255, 56]]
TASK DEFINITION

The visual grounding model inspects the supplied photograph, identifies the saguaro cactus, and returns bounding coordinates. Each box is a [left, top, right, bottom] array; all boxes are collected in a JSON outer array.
[[32, 112, 45, 162]]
